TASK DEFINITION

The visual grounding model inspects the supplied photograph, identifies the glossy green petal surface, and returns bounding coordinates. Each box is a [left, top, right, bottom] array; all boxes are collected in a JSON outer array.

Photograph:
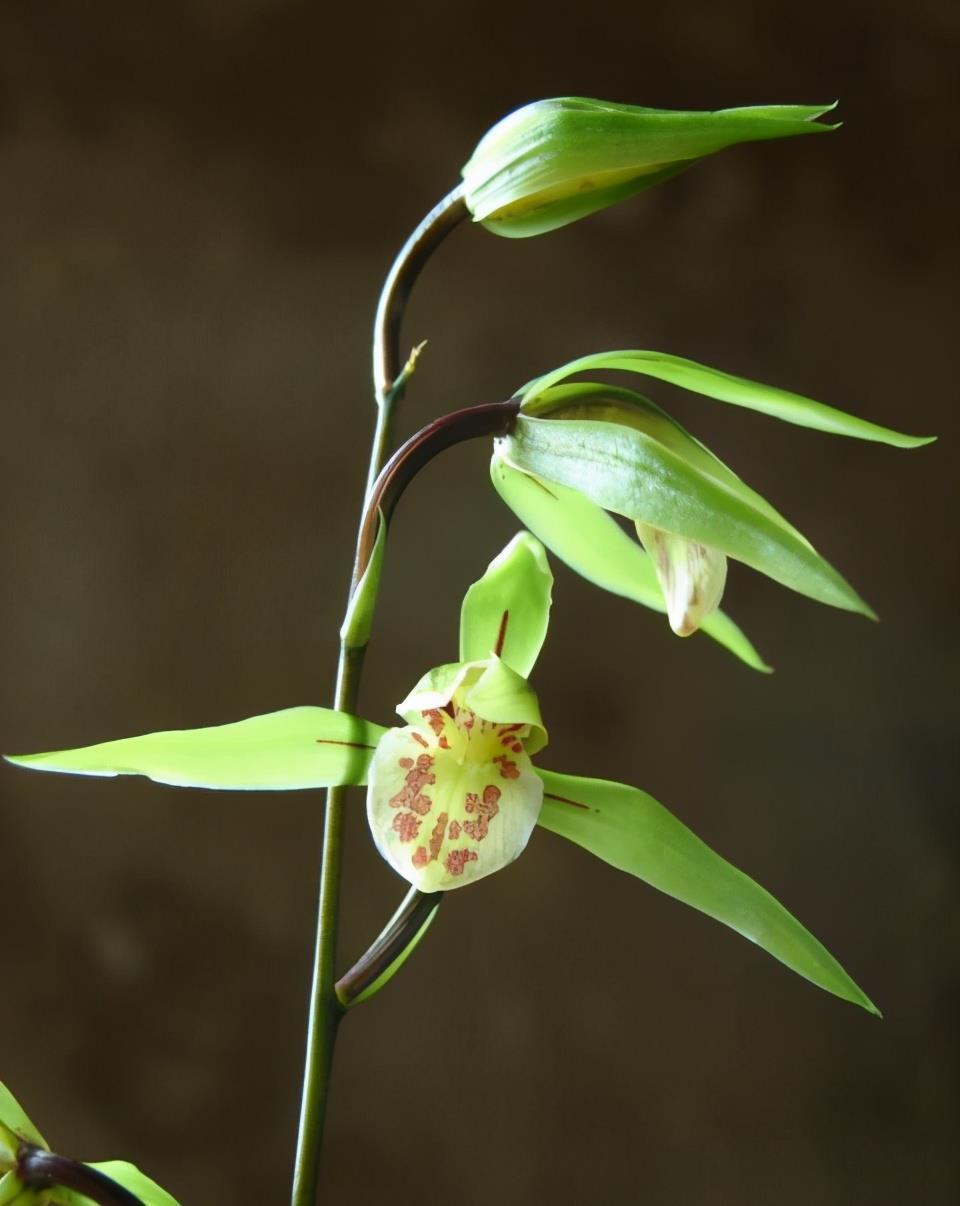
[[490, 452, 770, 671], [56, 1162, 180, 1206], [459, 532, 553, 677], [523, 350, 933, 447], [0, 1173, 26, 1206], [536, 768, 878, 1013], [500, 418, 874, 616], [6, 708, 385, 791]]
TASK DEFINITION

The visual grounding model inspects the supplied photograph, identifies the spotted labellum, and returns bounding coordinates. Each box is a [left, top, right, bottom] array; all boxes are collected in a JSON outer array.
[[8, 534, 881, 1011]]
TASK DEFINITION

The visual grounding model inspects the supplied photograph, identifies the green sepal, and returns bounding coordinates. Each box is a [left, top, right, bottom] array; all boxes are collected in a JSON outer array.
[[6, 707, 386, 791], [0, 1084, 46, 1171], [459, 532, 553, 677], [54, 1162, 179, 1206], [340, 509, 386, 650], [522, 350, 934, 448], [522, 382, 813, 544], [536, 768, 879, 1014], [0, 1173, 27, 1206], [398, 658, 547, 756], [500, 416, 874, 617], [490, 451, 770, 672]]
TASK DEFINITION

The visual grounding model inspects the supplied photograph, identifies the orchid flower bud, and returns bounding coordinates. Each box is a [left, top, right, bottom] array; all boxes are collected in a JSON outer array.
[[462, 97, 838, 238]]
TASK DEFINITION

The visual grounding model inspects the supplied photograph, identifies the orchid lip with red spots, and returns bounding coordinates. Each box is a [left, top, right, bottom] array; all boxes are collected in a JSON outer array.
[[366, 657, 546, 891]]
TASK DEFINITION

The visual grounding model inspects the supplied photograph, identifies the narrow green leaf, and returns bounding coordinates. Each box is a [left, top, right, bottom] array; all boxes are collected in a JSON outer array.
[[6, 707, 386, 791], [459, 532, 553, 677], [501, 416, 875, 617], [536, 768, 878, 1014], [490, 451, 770, 672], [522, 350, 933, 448], [55, 1162, 180, 1206], [340, 508, 386, 650]]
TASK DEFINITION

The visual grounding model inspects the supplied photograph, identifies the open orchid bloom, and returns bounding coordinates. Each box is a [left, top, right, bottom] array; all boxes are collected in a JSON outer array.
[[8, 534, 880, 1013], [492, 356, 933, 658], [0, 1080, 178, 1206]]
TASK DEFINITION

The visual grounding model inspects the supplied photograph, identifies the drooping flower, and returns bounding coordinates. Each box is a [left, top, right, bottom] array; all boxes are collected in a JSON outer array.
[[491, 354, 933, 658], [7, 534, 880, 1012], [462, 97, 839, 238]]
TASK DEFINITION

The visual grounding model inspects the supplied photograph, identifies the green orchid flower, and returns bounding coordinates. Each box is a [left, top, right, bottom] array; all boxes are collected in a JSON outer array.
[[7, 534, 880, 1012], [462, 97, 839, 238], [491, 353, 933, 659], [0, 1080, 178, 1206]]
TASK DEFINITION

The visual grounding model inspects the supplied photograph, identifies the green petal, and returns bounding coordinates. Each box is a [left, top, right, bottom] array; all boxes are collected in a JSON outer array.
[[0, 1084, 45, 1175], [523, 351, 933, 448], [491, 451, 771, 671], [460, 533, 553, 677], [397, 657, 547, 756], [500, 417, 875, 617], [54, 1162, 179, 1206], [368, 722, 543, 891], [5, 708, 386, 791], [536, 768, 878, 1014]]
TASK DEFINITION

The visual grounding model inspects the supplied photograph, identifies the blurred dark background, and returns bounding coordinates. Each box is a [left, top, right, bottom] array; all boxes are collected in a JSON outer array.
[[1, 2, 957, 1203]]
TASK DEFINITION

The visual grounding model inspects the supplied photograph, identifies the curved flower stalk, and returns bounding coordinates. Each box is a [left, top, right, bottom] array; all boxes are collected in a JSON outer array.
[[8, 534, 878, 1013], [491, 355, 933, 650], [462, 98, 839, 238], [0, 1081, 177, 1206]]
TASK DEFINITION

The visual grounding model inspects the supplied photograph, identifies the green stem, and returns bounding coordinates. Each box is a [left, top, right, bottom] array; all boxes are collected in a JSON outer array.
[[290, 186, 467, 1206]]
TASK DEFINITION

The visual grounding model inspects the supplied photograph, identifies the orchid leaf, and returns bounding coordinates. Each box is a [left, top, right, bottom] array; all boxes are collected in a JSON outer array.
[[490, 452, 771, 671], [500, 416, 875, 617], [6, 708, 386, 791], [57, 1162, 180, 1206], [536, 768, 878, 1014], [522, 351, 933, 447], [459, 532, 553, 677]]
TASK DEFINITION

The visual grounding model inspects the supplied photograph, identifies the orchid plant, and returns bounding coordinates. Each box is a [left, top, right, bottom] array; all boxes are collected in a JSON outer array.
[[3, 97, 933, 1206]]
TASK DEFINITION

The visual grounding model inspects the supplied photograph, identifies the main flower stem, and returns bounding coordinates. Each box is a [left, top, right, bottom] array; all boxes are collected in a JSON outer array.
[[290, 186, 468, 1206]]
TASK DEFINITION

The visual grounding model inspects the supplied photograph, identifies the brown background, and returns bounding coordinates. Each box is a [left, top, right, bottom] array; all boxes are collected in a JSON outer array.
[[0, 2, 957, 1203]]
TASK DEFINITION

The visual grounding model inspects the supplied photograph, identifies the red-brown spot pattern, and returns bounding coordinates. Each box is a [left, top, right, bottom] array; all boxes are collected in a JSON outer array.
[[493, 755, 520, 780], [448, 819, 461, 840], [392, 812, 421, 842], [444, 848, 478, 876], [463, 784, 501, 841]]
